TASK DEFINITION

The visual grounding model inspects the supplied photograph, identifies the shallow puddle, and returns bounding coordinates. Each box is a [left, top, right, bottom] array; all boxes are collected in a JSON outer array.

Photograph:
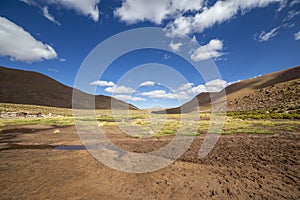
[[55, 145, 86, 150], [55, 144, 126, 159], [0, 144, 54, 151]]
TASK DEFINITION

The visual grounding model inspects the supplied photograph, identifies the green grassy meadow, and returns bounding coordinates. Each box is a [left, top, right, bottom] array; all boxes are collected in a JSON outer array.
[[1, 103, 300, 136]]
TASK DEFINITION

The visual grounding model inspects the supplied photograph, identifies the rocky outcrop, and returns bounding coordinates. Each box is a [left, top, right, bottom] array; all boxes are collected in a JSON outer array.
[[227, 78, 300, 112]]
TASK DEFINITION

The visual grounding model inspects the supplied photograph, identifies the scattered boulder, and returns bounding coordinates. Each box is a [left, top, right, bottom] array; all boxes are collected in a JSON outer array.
[[1, 111, 44, 118]]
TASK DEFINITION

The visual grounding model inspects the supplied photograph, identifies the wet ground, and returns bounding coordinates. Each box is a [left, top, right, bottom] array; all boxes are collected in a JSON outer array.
[[0, 125, 299, 199]]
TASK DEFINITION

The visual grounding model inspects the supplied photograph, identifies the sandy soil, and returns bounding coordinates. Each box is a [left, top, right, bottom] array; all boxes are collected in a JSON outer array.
[[0, 125, 299, 199]]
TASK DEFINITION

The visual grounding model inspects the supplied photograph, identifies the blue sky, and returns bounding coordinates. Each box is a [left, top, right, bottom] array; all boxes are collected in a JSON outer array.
[[0, 0, 299, 108]]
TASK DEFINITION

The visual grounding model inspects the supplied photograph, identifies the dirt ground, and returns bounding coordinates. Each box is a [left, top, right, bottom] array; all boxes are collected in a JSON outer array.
[[0, 125, 299, 199]]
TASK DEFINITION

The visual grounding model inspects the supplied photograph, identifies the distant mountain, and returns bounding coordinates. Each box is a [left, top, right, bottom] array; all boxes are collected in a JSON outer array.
[[0, 66, 138, 110], [154, 66, 300, 114]]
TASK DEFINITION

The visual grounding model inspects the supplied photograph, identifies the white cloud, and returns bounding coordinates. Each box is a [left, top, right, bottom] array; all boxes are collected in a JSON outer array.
[[169, 41, 183, 52], [51, 0, 100, 22], [113, 94, 145, 102], [140, 79, 235, 100], [48, 68, 59, 72], [187, 84, 206, 94], [226, 79, 241, 86], [257, 26, 280, 42], [175, 91, 191, 100], [205, 79, 227, 92], [190, 39, 224, 61], [171, 0, 203, 11], [141, 89, 190, 100], [166, 16, 192, 37], [284, 10, 300, 21], [59, 58, 66, 62], [20, 0, 38, 6], [114, 0, 170, 24], [276, 0, 288, 12], [139, 81, 155, 87], [187, 79, 232, 94], [105, 85, 135, 94], [295, 31, 300, 40], [141, 83, 193, 100], [90, 79, 236, 102], [177, 83, 194, 91], [114, 0, 204, 25], [90, 80, 115, 87], [0, 16, 57, 62], [42, 6, 61, 25], [191, 35, 197, 44], [166, 0, 281, 37], [141, 90, 177, 99], [290, 0, 300, 6], [21, 0, 101, 22], [163, 54, 171, 60]]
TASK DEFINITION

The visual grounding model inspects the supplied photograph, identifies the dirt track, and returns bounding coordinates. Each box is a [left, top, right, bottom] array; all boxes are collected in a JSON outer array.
[[0, 125, 299, 199]]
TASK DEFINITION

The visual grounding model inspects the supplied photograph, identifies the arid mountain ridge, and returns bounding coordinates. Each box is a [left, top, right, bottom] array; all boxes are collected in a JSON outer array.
[[154, 66, 300, 114], [0, 66, 299, 113], [0, 66, 138, 110]]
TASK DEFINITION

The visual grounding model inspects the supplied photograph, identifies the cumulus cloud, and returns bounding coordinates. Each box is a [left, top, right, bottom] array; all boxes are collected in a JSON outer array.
[[114, 0, 204, 25], [90, 80, 135, 94], [21, 0, 101, 22], [52, 0, 100, 22], [90, 80, 115, 87], [295, 31, 300, 40], [141, 90, 178, 99], [190, 79, 239, 94], [187, 79, 228, 94], [89, 78, 236, 102], [89, 78, 234, 102], [113, 94, 145, 102], [176, 83, 194, 91], [166, 16, 193, 37], [166, 0, 281, 37], [205, 79, 227, 92], [190, 39, 224, 61], [0, 16, 57, 62], [169, 41, 183, 52], [140, 79, 233, 100], [187, 84, 206, 94], [140, 84, 194, 100], [114, 0, 171, 24], [171, 0, 203, 11], [105, 85, 135, 94], [139, 81, 155, 87], [42, 6, 61, 25], [257, 26, 280, 42], [175, 91, 191, 100]]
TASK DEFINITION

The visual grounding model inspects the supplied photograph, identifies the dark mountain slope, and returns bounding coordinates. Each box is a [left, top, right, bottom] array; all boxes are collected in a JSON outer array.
[[0, 66, 138, 110]]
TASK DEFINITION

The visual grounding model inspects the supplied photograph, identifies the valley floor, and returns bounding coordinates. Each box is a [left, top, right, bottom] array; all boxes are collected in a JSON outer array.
[[0, 124, 299, 199]]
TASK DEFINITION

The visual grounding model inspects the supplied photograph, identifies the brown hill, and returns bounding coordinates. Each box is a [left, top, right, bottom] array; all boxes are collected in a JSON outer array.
[[154, 66, 300, 114], [227, 78, 300, 112], [0, 66, 138, 110]]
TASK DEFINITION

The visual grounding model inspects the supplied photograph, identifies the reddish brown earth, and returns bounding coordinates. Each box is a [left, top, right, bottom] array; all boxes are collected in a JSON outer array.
[[0, 125, 299, 199]]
